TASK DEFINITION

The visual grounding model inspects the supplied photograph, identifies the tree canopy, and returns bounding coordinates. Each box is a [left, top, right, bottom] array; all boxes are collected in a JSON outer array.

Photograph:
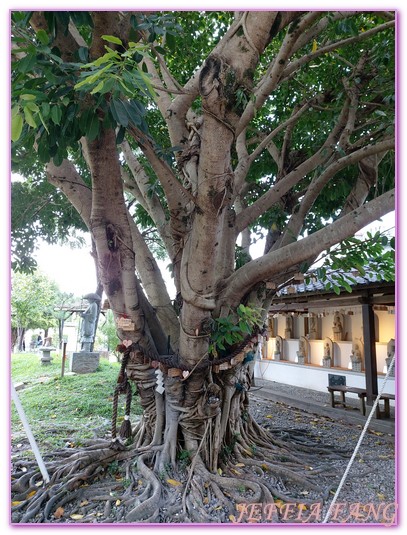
[[11, 10, 395, 524], [11, 269, 63, 349]]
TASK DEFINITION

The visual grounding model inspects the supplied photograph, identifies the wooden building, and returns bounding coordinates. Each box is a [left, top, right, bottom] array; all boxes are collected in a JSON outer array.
[[254, 271, 395, 405]]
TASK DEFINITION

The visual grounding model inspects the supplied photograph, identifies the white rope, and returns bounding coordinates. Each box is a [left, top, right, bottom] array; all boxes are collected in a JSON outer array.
[[322, 353, 395, 523], [11, 382, 50, 484]]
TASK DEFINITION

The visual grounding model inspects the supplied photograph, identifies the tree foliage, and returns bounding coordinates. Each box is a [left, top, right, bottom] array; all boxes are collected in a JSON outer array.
[[11, 270, 63, 350]]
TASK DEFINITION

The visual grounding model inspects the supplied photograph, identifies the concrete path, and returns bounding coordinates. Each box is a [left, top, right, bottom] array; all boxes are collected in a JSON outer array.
[[251, 379, 395, 436]]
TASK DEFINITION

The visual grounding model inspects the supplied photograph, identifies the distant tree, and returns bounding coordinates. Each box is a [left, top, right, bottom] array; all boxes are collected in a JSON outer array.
[[97, 309, 120, 353], [11, 270, 60, 351], [53, 291, 76, 349]]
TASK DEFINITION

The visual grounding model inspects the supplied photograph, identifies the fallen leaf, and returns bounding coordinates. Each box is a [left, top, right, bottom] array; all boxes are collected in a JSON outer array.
[[115, 499, 121, 506], [11, 501, 22, 507], [166, 479, 182, 487], [53, 507, 64, 519], [80, 500, 89, 506], [274, 500, 284, 509], [138, 480, 143, 486], [203, 497, 209, 505], [377, 493, 386, 501], [265, 415, 273, 419], [217, 468, 223, 476], [261, 463, 270, 471], [70, 514, 84, 520], [298, 504, 308, 511], [26, 490, 37, 499], [229, 514, 236, 522], [35, 480, 44, 487], [235, 463, 245, 467]]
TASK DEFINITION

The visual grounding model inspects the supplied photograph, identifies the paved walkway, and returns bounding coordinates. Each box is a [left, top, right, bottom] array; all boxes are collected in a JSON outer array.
[[251, 379, 395, 436]]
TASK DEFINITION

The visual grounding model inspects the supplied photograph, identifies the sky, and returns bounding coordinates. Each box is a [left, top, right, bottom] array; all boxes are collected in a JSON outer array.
[[33, 212, 396, 299]]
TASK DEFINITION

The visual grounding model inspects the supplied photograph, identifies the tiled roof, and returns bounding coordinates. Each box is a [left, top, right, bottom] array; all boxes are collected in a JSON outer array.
[[277, 270, 387, 297]]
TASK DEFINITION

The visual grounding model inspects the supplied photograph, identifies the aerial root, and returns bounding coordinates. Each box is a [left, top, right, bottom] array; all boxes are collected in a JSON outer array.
[[125, 454, 161, 522]]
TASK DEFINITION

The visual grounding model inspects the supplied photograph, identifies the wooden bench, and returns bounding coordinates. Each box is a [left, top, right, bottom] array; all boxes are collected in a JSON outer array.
[[327, 385, 367, 415], [376, 393, 395, 419]]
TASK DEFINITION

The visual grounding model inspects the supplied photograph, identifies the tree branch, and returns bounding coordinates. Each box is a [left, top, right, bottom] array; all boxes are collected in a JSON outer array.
[[46, 160, 92, 228], [222, 189, 395, 306], [235, 97, 351, 234], [128, 215, 180, 350], [278, 138, 394, 249], [236, 11, 321, 137], [281, 20, 395, 83], [121, 140, 174, 258]]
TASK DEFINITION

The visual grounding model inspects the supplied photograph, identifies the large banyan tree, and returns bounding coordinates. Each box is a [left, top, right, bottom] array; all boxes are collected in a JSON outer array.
[[11, 11, 395, 523]]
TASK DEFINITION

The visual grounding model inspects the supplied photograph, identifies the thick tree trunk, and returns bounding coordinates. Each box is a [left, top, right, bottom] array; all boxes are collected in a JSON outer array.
[[17, 327, 26, 352]]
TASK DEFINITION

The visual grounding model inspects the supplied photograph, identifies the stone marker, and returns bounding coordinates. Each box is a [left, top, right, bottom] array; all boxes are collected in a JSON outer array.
[[69, 352, 100, 374]]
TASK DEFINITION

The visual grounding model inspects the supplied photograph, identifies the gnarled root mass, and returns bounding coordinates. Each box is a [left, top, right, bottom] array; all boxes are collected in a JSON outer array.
[[11, 411, 348, 524]]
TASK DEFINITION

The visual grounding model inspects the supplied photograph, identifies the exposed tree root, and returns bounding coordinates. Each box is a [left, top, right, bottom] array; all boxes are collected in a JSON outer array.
[[11, 410, 345, 524], [11, 352, 351, 524]]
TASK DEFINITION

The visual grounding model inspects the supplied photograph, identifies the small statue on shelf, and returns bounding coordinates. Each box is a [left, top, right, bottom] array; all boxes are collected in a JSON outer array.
[[332, 312, 344, 341]]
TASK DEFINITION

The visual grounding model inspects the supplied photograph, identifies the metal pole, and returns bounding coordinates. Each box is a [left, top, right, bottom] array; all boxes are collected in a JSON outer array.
[[11, 383, 50, 484]]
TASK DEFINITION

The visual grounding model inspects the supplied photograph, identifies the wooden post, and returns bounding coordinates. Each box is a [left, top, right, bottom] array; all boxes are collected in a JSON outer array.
[[361, 302, 378, 405], [61, 341, 67, 378]]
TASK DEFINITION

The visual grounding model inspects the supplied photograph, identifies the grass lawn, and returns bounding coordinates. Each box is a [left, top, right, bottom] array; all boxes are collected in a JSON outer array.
[[11, 352, 141, 457]]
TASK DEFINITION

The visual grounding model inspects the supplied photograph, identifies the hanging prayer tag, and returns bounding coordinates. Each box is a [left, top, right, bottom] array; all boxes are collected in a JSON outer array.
[[155, 369, 165, 394], [117, 317, 136, 331]]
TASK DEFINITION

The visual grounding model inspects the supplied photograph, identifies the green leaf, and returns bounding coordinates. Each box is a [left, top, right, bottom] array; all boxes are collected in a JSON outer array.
[[82, 51, 118, 69], [37, 110, 49, 134], [90, 80, 105, 95], [23, 107, 37, 128], [110, 99, 129, 127], [137, 70, 156, 99], [116, 126, 126, 145], [78, 46, 89, 63], [124, 100, 142, 126], [101, 35, 123, 45], [50, 106, 62, 125], [36, 29, 49, 45], [24, 101, 39, 113], [41, 102, 50, 118], [86, 114, 100, 141], [11, 113, 24, 142], [20, 94, 37, 101]]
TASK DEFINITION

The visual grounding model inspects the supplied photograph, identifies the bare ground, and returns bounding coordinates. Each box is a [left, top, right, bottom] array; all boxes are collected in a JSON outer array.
[[11, 395, 396, 525]]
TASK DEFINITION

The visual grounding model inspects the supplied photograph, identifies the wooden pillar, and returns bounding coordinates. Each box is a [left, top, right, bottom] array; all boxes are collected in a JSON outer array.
[[361, 302, 378, 405]]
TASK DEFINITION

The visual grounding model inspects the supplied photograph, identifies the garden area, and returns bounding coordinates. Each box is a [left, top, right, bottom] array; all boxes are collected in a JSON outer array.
[[11, 352, 131, 454]]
